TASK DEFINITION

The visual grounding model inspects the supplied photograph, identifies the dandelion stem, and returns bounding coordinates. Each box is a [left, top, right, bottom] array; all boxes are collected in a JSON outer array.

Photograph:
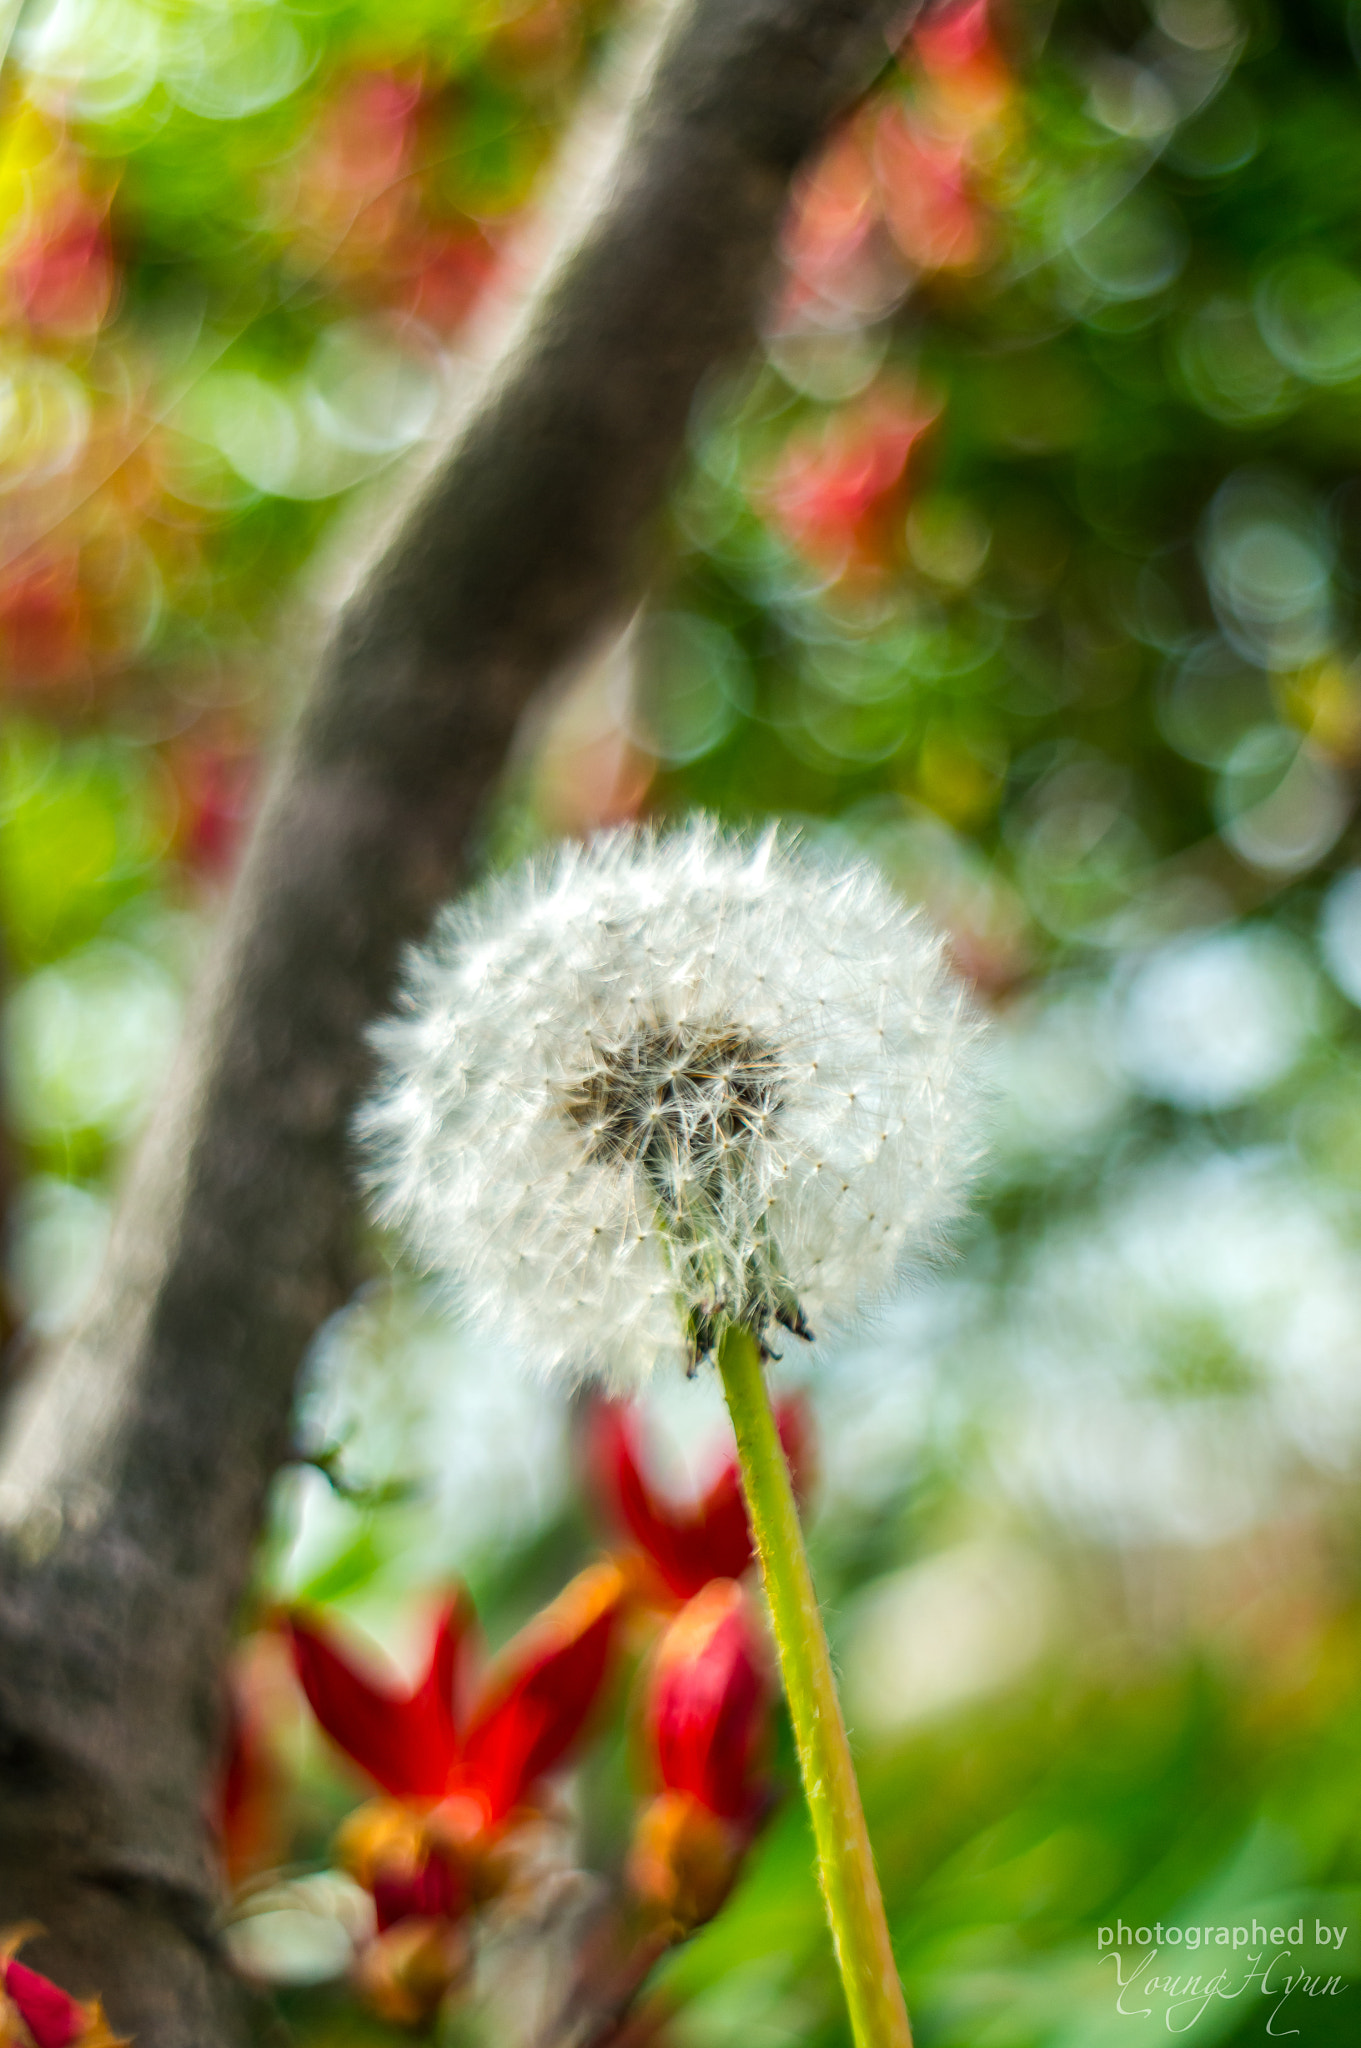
[[717, 1322, 912, 2048]]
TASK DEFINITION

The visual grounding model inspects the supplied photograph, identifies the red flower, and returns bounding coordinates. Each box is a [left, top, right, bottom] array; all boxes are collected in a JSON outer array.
[[778, 117, 889, 327], [220, 1695, 274, 1891], [874, 108, 984, 274], [914, 0, 993, 74], [0, 551, 88, 690], [762, 389, 938, 577], [2, 1964, 82, 2048], [332, 1801, 471, 1930], [0, 1932, 123, 2048], [285, 1563, 627, 1924], [13, 197, 115, 338], [629, 1581, 774, 1930], [588, 1396, 812, 1603], [174, 742, 256, 878], [395, 222, 497, 333], [217, 1631, 298, 1889], [648, 1580, 771, 1826]]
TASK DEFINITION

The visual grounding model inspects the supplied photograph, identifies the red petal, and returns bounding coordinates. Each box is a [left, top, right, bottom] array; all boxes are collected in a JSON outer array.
[[285, 1596, 470, 1798], [683, 1466, 753, 1596], [371, 1855, 466, 1933], [218, 1691, 278, 1889], [649, 1580, 771, 1822], [684, 1398, 815, 1594], [914, 0, 993, 72], [461, 1562, 625, 1821], [218, 1642, 292, 1888], [3, 1961, 83, 2048], [413, 1591, 478, 1749], [589, 1398, 813, 1601]]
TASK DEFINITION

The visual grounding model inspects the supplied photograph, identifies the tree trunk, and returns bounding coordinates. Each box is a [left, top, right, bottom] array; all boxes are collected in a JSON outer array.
[[0, 1, 913, 2038]]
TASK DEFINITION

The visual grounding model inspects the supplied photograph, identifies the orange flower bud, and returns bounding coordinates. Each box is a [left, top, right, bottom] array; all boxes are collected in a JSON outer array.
[[334, 1800, 468, 1930], [628, 1790, 748, 1932]]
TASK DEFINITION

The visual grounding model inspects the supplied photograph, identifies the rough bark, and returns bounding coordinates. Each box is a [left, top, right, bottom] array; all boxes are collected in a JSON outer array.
[[0, 0, 913, 2038]]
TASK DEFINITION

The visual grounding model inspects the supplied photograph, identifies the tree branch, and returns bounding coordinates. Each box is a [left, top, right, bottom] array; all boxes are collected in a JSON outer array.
[[0, 0, 912, 2038]]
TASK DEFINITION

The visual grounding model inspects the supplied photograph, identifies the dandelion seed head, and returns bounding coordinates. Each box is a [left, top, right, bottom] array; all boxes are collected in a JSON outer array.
[[358, 818, 987, 1389]]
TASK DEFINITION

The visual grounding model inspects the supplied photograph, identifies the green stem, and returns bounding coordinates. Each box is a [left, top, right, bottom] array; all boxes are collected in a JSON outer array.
[[717, 1322, 912, 2048]]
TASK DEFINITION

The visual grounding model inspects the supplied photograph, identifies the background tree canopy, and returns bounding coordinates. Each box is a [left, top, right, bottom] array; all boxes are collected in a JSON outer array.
[[4, 0, 1361, 2043]]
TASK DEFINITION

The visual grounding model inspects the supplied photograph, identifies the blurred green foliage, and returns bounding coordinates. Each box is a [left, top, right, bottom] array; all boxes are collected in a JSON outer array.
[[7, 0, 1361, 2042]]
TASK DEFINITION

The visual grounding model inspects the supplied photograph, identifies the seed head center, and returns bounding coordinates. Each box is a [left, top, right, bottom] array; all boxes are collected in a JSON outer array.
[[561, 1023, 783, 1184], [559, 1023, 810, 1366]]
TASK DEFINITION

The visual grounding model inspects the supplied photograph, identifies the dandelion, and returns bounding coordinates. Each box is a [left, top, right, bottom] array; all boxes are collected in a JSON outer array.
[[359, 818, 984, 1386], [358, 817, 986, 2048]]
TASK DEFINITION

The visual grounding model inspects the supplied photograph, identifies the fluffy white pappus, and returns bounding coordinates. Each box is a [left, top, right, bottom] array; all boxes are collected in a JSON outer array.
[[357, 818, 988, 1389]]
